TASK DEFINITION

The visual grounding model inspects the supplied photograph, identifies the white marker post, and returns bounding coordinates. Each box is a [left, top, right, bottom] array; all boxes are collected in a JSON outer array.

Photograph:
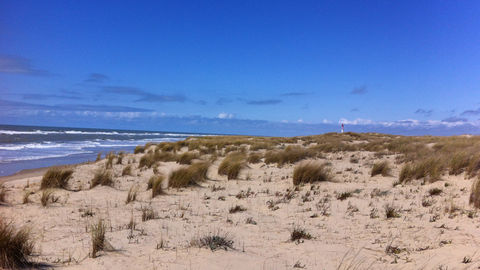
[[341, 123, 344, 133]]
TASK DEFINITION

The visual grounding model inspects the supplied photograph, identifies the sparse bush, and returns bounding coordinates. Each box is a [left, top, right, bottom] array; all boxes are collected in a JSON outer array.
[[290, 227, 312, 242], [384, 203, 401, 218], [90, 169, 113, 189], [229, 205, 246, 213], [218, 152, 246, 180], [428, 188, 442, 196], [293, 162, 332, 185], [141, 205, 157, 221], [177, 152, 199, 165], [0, 219, 34, 268], [191, 231, 234, 251], [337, 192, 352, 201], [371, 161, 391, 177], [40, 168, 73, 189], [122, 165, 133, 176], [96, 152, 102, 162], [169, 162, 209, 188], [134, 145, 145, 154], [90, 219, 106, 258], [22, 191, 32, 204], [126, 185, 138, 204]]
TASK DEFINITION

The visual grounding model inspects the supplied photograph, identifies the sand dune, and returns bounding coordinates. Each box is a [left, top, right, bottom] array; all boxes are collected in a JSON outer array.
[[2, 134, 480, 269]]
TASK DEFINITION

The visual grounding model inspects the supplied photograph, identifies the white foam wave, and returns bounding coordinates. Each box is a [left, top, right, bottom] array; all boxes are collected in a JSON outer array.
[[0, 129, 210, 137]]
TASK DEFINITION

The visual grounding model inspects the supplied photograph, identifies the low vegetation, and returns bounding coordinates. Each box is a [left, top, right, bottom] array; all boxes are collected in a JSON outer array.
[[371, 161, 391, 177], [191, 231, 234, 251], [293, 162, 332, 185], [177, 152, 199, 165], [90, 169, 113, 189], [90, 219, 106, 258], [470, 177, 480, 208], [265, 146, 316, 166], [168, 162, 210, 188], [290, 227, 312, 242], [0, 185, 5, 204], [126, 185, 138, 204], [218, 152, 246, 180], [40, 168, 73, 189], [0, 219, 34, 268], [150, 176, 164, 198], [40, 189, 57, 207], [122, 165, 132, 176]]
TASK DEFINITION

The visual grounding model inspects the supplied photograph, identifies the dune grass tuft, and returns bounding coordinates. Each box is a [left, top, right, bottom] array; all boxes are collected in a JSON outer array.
[[90, 169, 113, 189], [218, 152, 246, 180], [177, 152, 199, 165], [399, 158, 442, 183], [0, 185, 5, 204], [290, 227, 312, 242], [371, 161, 391, 177], [151, 176, 164, 198], [265, 146, 316, 166], [125, 185, 138, 204], [134, 145, 145, 154], [168, 162, 209, 188], [293, 162, 332, 185], [40, 168, 73, 189], [90, 219, 106, 258], [122, 165, 133, 176], [191, 231, 234, 251], [247, 152, 262, 164], [40, 189, 57, 207], [470, 177, 480, 208], [0, 219, 34, 268]]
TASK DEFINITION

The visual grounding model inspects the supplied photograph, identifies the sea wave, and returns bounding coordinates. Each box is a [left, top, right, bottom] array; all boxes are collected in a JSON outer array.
[[0, 150, 93, 163], [0, 129, 210, 137]]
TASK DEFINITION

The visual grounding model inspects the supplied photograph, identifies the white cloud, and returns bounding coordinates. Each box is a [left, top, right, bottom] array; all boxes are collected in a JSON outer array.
[[217, 112, 234, 119]]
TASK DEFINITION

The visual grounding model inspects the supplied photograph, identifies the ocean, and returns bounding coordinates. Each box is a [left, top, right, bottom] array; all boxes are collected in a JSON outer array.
[[0, 124, 212, 177]]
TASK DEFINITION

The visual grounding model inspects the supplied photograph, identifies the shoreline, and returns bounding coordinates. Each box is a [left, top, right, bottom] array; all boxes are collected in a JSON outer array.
[[0, 163, 83, 184]]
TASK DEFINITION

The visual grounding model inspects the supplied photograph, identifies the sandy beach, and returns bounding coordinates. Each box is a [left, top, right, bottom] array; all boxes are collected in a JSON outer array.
[[2, 133, 480, 269]]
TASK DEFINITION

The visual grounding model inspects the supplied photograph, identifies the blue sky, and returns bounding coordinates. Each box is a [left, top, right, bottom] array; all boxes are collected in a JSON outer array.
[[1, 1, 480, 136]]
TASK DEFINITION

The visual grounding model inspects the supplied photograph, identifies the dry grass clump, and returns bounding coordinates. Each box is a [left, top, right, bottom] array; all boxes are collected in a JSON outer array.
[[469, 177, 480, 208], [90, 169, 113, 189], [134, 145, 145, 154], [141, 205, 157, 221], [157, 142, 179, 152], [449, 152, 470, 175], [218, 152, 246, 180], [384, 203, 401, 218], [290, 227, 312, 242], [247, 152, 262, 164], [151, 176, 164, 198], [229, 205, 246, 213], [168, 162, 210, 188], [399, 158, 442, 183], [0, 219, 34, 268], [90, 219, 106, 258], [371, 161, 391, 177], [265, 146, 316, 166], [95, 152, 102, 162], [40, 168, 73, 189], [105, 152, 115, 169], [191, 231, 234, 251], [293, 162, 332, 185], [125, 185, 138, 204], [0, 185, 6, 204], [122, 165, 132, 176], [139, 151, 177, 168], [40, 189, 57, 207], [177, 152, 199, 165]]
